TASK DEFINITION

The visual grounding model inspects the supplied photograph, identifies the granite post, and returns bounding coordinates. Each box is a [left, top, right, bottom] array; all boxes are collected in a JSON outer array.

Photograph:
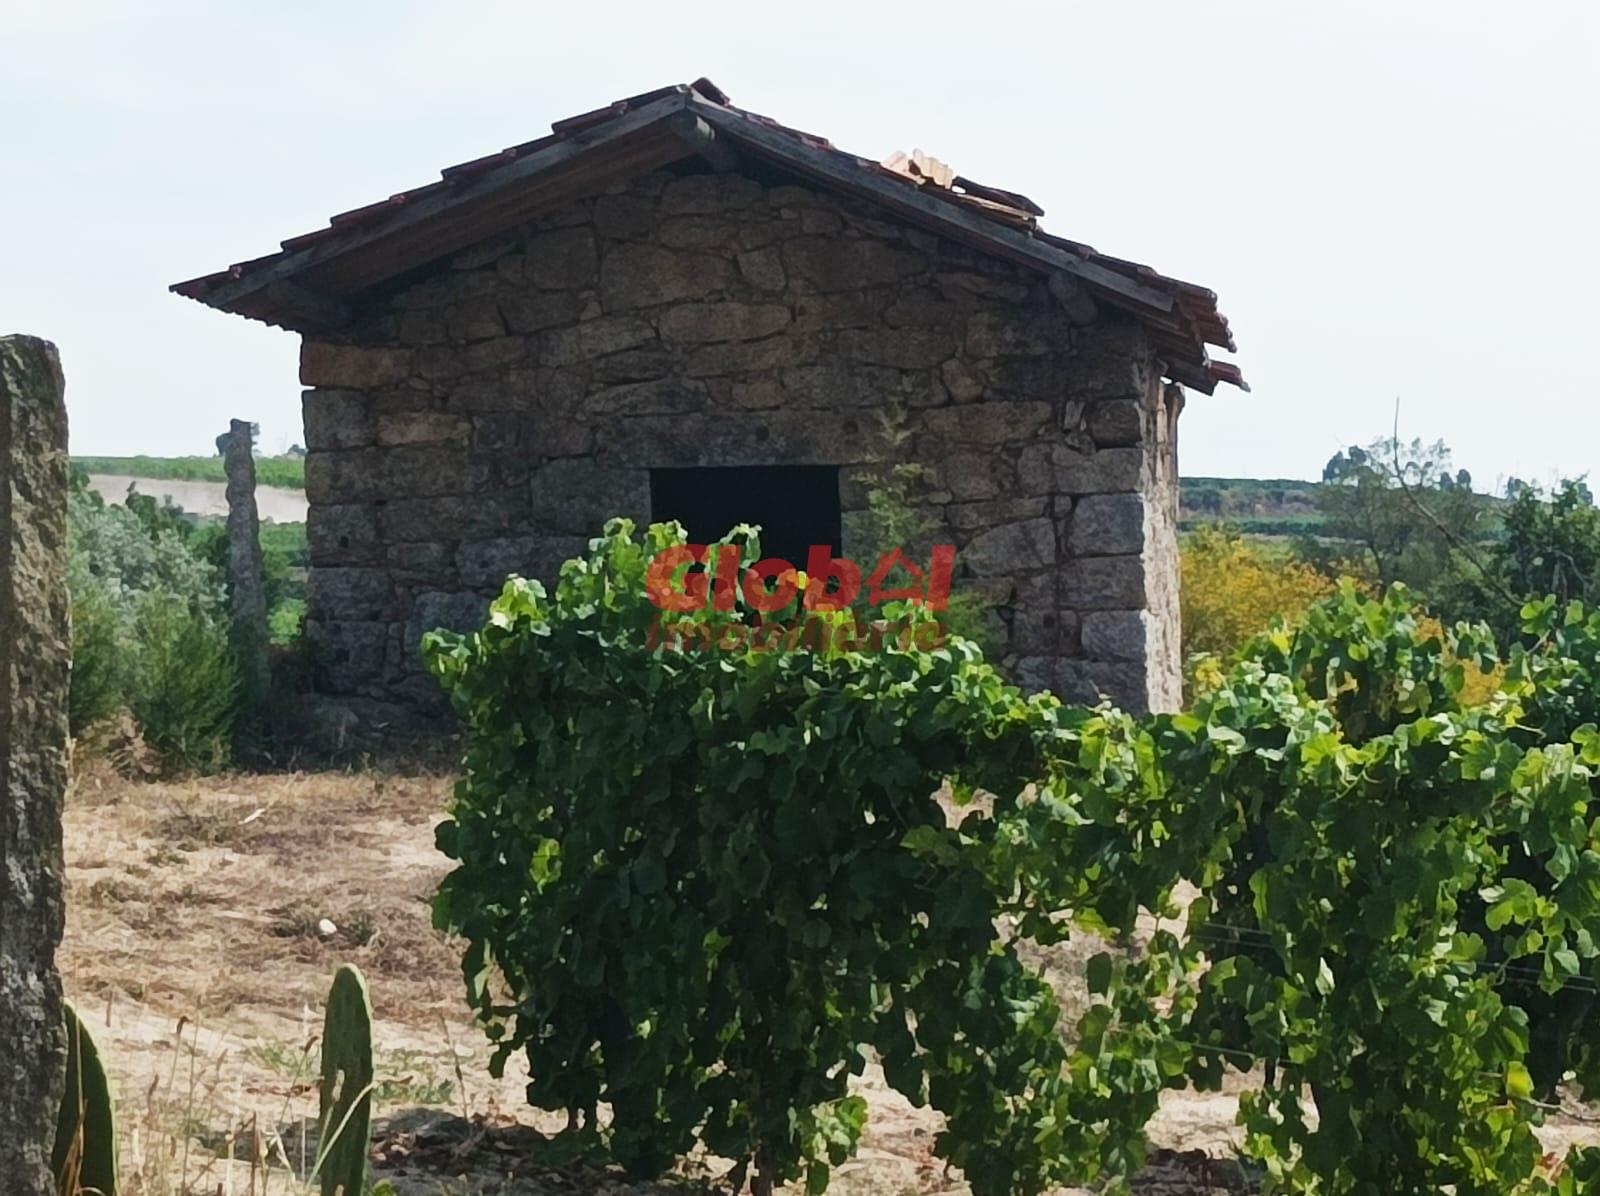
[[0, 334, 71, 1195], [221, 418, 270, 745]]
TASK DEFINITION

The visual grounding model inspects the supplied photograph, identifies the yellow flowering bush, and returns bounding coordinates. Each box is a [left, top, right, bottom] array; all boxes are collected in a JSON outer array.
[[1180, 525, 1335, 692], [1417, 614, 1505, 705]]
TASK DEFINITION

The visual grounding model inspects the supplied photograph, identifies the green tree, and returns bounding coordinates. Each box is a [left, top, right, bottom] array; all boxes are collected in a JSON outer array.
[[1313, 436, 1487, 588], [1442, 479, 1600, 643]]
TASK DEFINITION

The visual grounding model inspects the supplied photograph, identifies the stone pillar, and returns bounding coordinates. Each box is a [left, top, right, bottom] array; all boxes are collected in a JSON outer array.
[[0, 334, 71, 1196], [1053, 318, 1183, 713], [1141, 383, 1185, 713], [221, 419, 270, 742]]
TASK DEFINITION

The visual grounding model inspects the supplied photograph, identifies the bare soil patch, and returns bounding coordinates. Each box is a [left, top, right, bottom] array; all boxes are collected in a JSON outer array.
[[87, 474, 308, 523]]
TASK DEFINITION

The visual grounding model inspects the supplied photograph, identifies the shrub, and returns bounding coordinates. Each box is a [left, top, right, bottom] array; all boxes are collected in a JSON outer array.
[[67, 479, 239, 771], [1179, 523, 1334, 690], [127, 592, 238, 772], [268, 596, 307, 646], [424, 519, 1162, 1195], [70, 483, 219, 601], [1069, 585, 1600, 1192], [66, 554, 133, 732]]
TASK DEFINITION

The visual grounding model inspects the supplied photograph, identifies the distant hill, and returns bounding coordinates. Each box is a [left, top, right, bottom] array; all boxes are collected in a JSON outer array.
[[73, 454, 306, 490], [1180, 476, 1324, 536]]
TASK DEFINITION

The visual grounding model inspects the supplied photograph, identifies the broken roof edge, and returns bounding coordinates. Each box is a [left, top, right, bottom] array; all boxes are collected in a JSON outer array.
[[170, 78, 1245, 393]]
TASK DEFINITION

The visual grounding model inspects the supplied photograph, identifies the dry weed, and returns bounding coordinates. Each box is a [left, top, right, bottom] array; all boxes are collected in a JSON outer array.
[[63, 770, 458, 1024]]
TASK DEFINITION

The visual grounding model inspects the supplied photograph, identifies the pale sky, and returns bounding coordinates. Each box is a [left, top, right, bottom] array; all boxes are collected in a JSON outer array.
[[4, 1, 1596, 486]]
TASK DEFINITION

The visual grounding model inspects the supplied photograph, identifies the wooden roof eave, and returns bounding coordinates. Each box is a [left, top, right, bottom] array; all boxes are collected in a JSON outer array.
[[174, 91, 703, 329]]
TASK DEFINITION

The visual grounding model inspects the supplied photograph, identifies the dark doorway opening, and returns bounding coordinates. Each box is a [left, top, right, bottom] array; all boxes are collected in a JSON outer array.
[[650, 465, 842, 565]]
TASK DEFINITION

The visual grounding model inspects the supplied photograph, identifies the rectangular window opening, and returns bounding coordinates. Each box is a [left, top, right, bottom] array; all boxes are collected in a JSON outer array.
[[649, 465, 842, 566]]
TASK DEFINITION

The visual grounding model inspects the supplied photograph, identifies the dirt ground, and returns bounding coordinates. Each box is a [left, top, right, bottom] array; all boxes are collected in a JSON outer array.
[[61, 770, 1597, 1195]]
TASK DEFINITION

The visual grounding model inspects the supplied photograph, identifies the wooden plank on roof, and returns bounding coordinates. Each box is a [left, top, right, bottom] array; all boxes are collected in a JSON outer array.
[[1161, 357, 1220, 395], [952, 175, 1044, 216]]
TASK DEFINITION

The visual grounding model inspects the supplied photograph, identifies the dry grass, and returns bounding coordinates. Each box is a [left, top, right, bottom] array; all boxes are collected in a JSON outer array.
[[65, 770, 457, 1023], [62, 769, 510, 1195]]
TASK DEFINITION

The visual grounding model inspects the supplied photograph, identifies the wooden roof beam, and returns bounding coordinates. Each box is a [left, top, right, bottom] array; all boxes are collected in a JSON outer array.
[[1161, 357, 1220, 395], [669, 111, 741, 172]]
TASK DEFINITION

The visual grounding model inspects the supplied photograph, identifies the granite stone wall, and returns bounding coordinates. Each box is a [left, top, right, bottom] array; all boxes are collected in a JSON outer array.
[[298, 168, 1183, 730]]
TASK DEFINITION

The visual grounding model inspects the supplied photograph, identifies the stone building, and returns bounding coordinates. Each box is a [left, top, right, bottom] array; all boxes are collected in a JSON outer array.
[[173, 80, 1244, 731]]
